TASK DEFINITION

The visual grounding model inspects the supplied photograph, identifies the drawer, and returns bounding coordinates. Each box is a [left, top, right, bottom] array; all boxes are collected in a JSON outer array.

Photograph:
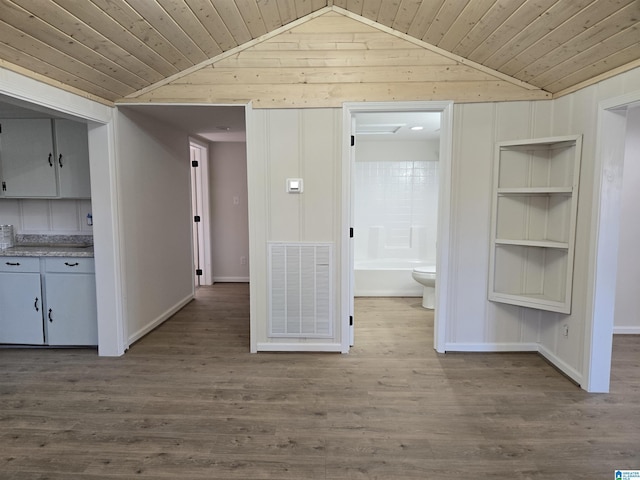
[[0, 257, 40, 272], [45, 257, 95, 273]]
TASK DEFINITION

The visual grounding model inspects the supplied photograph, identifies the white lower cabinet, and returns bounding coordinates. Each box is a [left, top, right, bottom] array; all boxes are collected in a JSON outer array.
[[0, 258, 45, 344], [0, 256, 97, 346], [44, 258, 98, 346]]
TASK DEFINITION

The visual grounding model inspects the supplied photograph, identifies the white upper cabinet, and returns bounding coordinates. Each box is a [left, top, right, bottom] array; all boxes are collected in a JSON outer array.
[[488, 135, 582, 314], [0, 118, 91, 198], [0, 119, 58, 197], [54, 119, 91, 198]]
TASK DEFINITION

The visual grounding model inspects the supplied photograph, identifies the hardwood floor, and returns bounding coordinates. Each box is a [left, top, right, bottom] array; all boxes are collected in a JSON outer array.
[[1, 283, 638, 479]]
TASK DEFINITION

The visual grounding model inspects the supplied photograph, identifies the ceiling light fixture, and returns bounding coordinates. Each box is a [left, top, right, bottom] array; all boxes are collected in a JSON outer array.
[[410, 126, 424, 131]]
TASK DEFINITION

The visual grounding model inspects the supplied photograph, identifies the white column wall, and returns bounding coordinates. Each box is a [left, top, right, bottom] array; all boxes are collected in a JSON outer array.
[[249, 108, 343, 350], [115, 108, 194, 345]]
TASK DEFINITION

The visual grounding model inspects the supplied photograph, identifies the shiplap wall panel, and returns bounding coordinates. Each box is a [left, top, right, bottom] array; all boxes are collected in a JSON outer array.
[[132, 10, 549, 107]]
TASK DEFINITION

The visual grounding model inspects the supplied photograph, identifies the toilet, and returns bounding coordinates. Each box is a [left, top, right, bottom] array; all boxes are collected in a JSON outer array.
[[412, 265, 436, 309]]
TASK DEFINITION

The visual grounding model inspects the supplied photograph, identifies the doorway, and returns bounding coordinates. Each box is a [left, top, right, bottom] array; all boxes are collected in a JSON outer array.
[[588, 92, 640, 392], [342, 101, 454, 353]]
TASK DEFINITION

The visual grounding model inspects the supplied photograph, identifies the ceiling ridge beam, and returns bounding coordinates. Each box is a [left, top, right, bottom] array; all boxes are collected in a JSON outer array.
[[123, 6, 335, 101], [330, 5, 547, 94]]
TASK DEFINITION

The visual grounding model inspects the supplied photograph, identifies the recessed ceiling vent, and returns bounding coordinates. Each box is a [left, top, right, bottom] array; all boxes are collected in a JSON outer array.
[[355, 124, 404, 135], [268, 243, 333, 338]]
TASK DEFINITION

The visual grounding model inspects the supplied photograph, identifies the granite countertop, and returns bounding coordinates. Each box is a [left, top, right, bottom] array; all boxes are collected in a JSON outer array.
[[0, 234, 94, 258]]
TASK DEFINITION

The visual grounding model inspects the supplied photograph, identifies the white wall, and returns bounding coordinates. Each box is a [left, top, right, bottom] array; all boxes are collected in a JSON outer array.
[[0, 199, 92, 234], [116, 108, 194, 345], [249, 109, 343, 351], [444, 68, 640, 388], [614, 105, 640, 334], [209, 142, 249, 282]]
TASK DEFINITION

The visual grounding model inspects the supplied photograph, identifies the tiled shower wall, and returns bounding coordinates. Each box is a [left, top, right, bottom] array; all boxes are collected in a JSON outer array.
[[354, 160, 438, 263], [0, 199, 93, 234]]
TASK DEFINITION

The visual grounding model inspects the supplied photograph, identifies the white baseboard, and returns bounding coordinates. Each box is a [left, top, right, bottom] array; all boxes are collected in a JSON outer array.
[[613, 326, 640, 334], [213, 276, 249, 283], [537, 344, 584, 386], [444, 342, 539, 352], [444, 341, 583, 387], [257, 342, 343, 352], [127, 293, 194, 346]]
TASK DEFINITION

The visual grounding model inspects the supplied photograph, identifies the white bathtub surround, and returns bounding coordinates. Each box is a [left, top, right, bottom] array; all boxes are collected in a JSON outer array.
[[354, 157, 439, 297]]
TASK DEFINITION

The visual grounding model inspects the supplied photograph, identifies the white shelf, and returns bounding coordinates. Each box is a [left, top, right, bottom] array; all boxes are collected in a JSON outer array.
[[497, 187, 573, 195], [488, 134, 582, 314], [495, 239, 569, 249]]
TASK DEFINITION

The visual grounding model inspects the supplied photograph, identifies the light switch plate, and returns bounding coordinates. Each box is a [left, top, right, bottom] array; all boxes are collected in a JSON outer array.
[[286, 178, 303, 193]]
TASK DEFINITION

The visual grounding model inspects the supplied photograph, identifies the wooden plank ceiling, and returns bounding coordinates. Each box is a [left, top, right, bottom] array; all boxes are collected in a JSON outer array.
[[0, 0, 638, 105]]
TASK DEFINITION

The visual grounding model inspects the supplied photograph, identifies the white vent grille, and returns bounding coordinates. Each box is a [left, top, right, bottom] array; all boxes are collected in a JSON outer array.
[[268, 243, 333, 338]]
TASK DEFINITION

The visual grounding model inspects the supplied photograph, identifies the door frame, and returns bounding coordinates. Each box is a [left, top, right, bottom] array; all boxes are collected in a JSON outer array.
[[189, 138, 212, 286], [341, 101, 454, 353], [585, 90, 640, 392]]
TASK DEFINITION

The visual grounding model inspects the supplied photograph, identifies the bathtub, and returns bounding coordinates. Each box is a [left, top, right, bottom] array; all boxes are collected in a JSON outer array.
[[354, 259, 425, 297]]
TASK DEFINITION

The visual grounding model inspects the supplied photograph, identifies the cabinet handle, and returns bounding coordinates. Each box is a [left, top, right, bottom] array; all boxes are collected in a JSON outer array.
[[34, 297, 39, 312], [5, 261, 20, 266], [58, 154, 63, 168], [48, 308, 53, 323], [48, 153, 53, 167], [64, 262, 79, 267]]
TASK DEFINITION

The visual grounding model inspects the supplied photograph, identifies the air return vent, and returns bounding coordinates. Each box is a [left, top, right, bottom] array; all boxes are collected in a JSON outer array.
[[268, 243, 333, 338]]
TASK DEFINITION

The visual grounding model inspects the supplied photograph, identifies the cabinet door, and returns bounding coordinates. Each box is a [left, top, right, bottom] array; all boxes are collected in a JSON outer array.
[[0, 119, 57, 197], [54, 119, 91, 198], [45, 273, 98, 346], [0, 272, 45, 344]]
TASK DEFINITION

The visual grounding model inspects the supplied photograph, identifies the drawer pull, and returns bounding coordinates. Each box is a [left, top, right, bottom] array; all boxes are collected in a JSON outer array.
[[34, 297, 39, 312], [48, 308, 53, 323], [5, 262, 20, 266], [64, 262, 79, 267]]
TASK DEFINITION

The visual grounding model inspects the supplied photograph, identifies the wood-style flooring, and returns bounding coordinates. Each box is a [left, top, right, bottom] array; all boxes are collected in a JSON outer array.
[[1, 283, 638, 479]]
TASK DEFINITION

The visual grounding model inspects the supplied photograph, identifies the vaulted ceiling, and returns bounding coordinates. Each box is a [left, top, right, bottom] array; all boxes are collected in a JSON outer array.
[[0, 0, 638, 106]]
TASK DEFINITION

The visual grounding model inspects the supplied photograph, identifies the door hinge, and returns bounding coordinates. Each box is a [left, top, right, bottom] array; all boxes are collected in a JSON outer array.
[[2, 181, 6, 192], [349, 316, 353, 326], [350, 227, 354, 238], [350, 135, 355, 147], [194, 215, 201, 222], [192, 160, 199, 167], [196, 268, 203, 276]]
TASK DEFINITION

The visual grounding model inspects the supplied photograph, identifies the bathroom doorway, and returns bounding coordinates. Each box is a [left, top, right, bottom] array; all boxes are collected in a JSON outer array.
[[342, 102, 454, 353], [352, 111, 440, 298]]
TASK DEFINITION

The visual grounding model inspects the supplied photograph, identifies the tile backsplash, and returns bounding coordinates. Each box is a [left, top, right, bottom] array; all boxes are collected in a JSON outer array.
[[0, 199, 93, 234]]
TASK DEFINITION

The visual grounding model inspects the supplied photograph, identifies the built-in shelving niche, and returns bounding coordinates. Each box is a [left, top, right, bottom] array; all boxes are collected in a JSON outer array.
[[488, 135, 582, 314]]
